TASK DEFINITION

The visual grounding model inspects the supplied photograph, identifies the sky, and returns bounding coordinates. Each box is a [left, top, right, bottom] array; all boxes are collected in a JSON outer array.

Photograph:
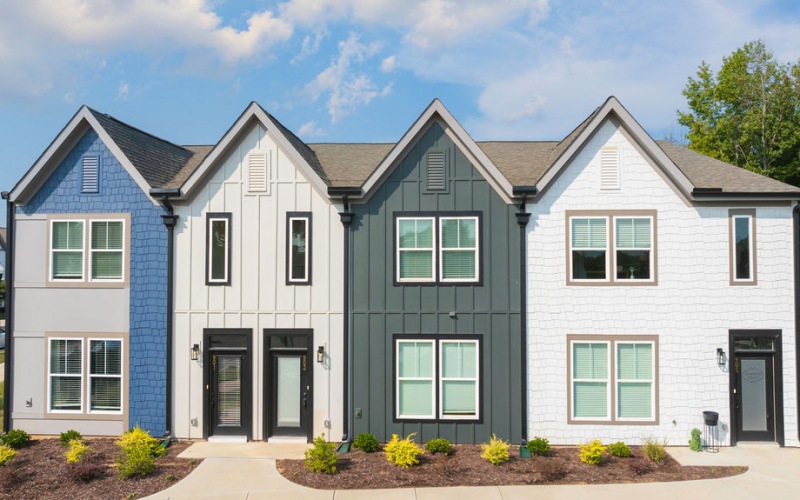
[[1, 0, 800, 222]]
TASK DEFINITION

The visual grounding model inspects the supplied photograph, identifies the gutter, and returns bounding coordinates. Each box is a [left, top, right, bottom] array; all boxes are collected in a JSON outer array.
[[150, 187, 181, 439], [513, 186, 535, 444], [692, 188, 800, 200], [794, 202, 800, 443], [329, 186, 359, 442], [1, 192, 13, 434]]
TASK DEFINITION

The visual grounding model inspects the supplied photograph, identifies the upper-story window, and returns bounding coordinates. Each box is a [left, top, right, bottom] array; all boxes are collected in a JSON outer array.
[[287, 212, 312, 285], [567, 210, 656, 285], [49, 215, 128, 285], [206, 213, 231, 286], [395, 213, 480, 285], [730, 209, 756, 285]]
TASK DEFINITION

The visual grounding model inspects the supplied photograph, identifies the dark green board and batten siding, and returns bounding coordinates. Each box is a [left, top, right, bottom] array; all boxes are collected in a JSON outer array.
[[349, 122, 523, 444]]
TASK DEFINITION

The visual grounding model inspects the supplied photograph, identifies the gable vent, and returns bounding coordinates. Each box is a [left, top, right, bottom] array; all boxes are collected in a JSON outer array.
[[600, 147, 620, 190], [427, 150, 446, 191], [82, 156, 99, 193], [248, 153, 268, 193]]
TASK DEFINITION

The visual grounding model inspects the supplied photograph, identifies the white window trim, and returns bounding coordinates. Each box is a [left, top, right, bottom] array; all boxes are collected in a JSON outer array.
[[396, 217, 436, 283], [49, 220, 86, 282], [88, 338, 124, 415], [570, 340, 611, 421], [47, 338, 85, 414], [732, 214, 754, 283], [88, 219, 126, 283], [288, 216, 310, 283], [615, 341, 656, 422], [569, 215, 610, 283], [396, 339, 436, 419], [207, 215, 230, 284], [613, 215, 654, 283], [439, 216, 479, 283], [438, 339, 480, 420]]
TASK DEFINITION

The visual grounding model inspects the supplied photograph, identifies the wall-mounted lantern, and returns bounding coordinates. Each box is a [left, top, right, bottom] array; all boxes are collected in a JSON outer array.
[[191, 344, 201, 361], [317, 345, 325, 364], [716, 348, 726, 367]]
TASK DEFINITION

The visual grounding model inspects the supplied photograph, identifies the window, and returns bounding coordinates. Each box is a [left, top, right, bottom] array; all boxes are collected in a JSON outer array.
[[395, 337, 480, 421], [568, 335, 657, 423], [48, 337, 123, 414], [396, 213, 480, 284], [568, 211, 656, 284], [49, 215, 128, 284], [287, 213, 312, 285], [730, 210, 756, 285], [206, 213, 231, 285]]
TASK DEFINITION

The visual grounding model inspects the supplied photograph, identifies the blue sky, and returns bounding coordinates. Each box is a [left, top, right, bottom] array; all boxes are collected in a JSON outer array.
[[1, 0, 800, 222]]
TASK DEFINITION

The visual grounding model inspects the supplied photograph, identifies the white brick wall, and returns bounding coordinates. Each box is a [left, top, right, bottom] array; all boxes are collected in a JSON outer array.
[[526, 120, 798, 446]]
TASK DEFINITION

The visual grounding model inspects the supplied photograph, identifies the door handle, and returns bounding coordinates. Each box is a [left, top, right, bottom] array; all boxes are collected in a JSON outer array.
[[302, 392, 308, 409]]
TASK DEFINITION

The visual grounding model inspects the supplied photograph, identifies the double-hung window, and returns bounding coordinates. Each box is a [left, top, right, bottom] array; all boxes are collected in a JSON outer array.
[[395, 337, 480, 421], [287, 212, 312, 285], [49, 215, 128, 284], [48, 337, 124, 415], [206, 213, 231, 285], [568, 211, 656, 284], [569, 335, 657, 423], [396, 213, 480, 284], [730, 209, 756, 285]]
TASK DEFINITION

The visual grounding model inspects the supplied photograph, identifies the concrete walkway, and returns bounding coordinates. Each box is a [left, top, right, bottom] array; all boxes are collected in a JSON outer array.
[[146, 442, 799, 499]]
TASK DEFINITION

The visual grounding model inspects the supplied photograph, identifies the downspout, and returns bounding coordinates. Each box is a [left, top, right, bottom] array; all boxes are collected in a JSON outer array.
[[1, 192, 14, 434], [794, 201, 800, 443], [513, 186, 535, 445], [151, 188, 180, 439]]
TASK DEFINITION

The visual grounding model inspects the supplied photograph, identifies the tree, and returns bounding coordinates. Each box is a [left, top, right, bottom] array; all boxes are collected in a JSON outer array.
[[678, 40, 800, 185]]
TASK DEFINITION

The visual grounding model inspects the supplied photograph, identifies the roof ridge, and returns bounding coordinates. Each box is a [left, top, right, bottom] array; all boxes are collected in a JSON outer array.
[[86, 107, 192, 155]]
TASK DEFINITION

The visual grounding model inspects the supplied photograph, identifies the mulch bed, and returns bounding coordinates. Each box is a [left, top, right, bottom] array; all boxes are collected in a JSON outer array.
[[278, 445, 747, 489], [0, 438, 200, 499]]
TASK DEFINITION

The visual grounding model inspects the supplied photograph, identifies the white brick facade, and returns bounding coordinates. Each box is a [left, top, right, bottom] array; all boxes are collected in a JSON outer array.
[[526, 120, 798, 446]]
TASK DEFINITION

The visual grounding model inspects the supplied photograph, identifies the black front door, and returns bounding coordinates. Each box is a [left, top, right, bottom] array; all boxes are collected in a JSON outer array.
[[733, 353, 775, 441], [204, 329, 252, 439], [264, 330, 313, 441]]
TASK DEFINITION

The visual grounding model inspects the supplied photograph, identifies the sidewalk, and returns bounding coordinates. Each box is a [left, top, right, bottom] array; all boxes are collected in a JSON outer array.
[[146, 442, 799, 500]]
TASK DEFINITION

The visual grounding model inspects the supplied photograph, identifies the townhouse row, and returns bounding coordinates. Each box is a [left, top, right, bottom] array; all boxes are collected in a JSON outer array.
[[4, 96, 800, 447]]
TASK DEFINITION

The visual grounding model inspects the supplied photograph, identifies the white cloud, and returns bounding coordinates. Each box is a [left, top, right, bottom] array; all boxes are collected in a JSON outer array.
[[292, 31, 328, 63], [298, 121, 324, 137], [118, 81, 130, 100], [381, 55, 397, 73]]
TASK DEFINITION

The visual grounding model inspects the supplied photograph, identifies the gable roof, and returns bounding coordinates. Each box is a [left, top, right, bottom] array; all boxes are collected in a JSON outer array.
[[10, 106, 205, 204], [178, 102, 330, 199]]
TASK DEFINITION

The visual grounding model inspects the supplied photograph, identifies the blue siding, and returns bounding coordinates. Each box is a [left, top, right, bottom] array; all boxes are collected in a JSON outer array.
[[20, 130, 168, 435]]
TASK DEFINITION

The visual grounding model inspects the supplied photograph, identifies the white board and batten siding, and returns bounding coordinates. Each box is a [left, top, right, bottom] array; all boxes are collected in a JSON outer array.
[[527, 120, 798, 446], [172, 122, 344, 441]]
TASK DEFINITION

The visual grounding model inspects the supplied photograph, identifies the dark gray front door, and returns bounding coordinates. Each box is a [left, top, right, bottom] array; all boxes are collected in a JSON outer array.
[[204, 329, 252, 440], [264, 329, 313, 442], [734, 354, 775, 441]]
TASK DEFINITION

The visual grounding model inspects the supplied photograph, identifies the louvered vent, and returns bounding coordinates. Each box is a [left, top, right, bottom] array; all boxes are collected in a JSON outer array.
[[600, 148, 620, 190], [248, 153, 268, 193], [82, 156, 99, 193], [427, 150, 446, 191]]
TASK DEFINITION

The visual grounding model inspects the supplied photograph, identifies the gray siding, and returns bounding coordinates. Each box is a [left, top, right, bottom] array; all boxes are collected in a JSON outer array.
[[350, 122, 522, 444]]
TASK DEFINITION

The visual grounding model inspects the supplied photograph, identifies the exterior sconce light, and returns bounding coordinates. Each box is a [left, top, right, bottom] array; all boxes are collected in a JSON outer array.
[[191, 344, 201, 361], [317, 345, 325, 364], [716, 348, 726, 367]]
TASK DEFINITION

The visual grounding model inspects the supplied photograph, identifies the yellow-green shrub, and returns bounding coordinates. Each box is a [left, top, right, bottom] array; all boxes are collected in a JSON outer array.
[[65, 439, 91, 463], [0, 445, 17, 466], [304, 434, 338, 474], [116, 427, 165, 458], [579, 439, 607, 465], [384, 433, 424, 468], [642, 437, 667, 464], [481, 434, 510, 465]]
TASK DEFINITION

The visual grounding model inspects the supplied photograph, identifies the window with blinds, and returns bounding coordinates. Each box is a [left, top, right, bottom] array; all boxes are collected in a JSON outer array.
[[49, 339, 83, 412], [440, 218, 478, 281], [82, 156, 99, 193], [89, 339, 122, 412], [615, 217, 651, 280], [49, 337, 124, 415], [397, 218, 435, 281], [397, 340, 435, 418], [570, 217, 607, 281], [569, 336, 656, 423], [440, 341, 478, 417], [90, 221, 124, 280], [51, 221, 85, 280]]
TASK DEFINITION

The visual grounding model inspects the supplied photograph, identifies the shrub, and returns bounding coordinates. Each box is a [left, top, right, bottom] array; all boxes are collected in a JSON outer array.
[[0, 445, 17, 466], [642, 437, 668, 464], [628, 459, 652, 475], [304, 434, 338, 474], [0, 429, 31, 449], [65, 439, 91, 463], [116, 427, 165, 458], [384, 433, 424, 468], [526, 437, 551, 456], [689, 428, 703, 452], [60, 429, 83, 447], [116, 442, 156, 478], [481, 434, 510, 465], [65, 462, 106, 482], [579, 440, 607, 465], [425, 438, 452, 455], [608, 441, 631, 458], [535, 459, 567, 481], [353, 433, 379, 453]]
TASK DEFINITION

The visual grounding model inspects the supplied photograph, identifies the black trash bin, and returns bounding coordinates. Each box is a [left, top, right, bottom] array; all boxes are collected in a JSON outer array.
[[703, 411, 719, 452]]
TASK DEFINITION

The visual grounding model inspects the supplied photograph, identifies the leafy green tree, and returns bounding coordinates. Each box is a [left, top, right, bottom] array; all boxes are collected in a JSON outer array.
[[678, 40, 800, 185]]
